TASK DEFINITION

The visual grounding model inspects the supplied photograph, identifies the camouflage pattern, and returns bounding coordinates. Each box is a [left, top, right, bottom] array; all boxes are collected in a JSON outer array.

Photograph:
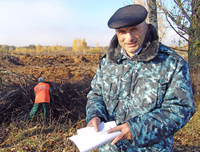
[[86, 25, 196, 152]]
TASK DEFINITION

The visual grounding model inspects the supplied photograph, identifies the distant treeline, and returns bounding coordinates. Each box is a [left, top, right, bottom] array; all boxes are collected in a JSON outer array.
[[0, 44, 108, 55]]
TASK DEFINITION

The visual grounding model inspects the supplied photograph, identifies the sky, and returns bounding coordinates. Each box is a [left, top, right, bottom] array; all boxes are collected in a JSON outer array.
[[0, 0, 180, 47]]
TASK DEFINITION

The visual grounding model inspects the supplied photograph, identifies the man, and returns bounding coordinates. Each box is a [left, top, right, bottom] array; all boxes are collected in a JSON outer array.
[[27, 77, 51, 122], [86, 4, 196, 151]]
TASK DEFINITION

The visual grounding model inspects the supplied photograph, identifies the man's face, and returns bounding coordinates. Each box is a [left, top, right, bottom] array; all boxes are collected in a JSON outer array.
[[116, 21, 148, 57]]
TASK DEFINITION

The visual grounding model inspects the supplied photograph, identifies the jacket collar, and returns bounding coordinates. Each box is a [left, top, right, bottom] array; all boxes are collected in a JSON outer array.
[[106, 24, 159, 62]]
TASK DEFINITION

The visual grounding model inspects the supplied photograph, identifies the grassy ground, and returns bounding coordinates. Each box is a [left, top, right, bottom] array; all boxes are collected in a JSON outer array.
[[0, 96, 199, 152], [0, 118, 85, 152], [173, 95, 200, 152]]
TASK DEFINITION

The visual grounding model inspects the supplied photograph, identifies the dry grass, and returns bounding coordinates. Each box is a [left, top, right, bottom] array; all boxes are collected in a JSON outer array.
[[0, 89, 199, 152], [0, 100, 199, 152], [173, 95, 200, 152], [0, 118, 85, 152]]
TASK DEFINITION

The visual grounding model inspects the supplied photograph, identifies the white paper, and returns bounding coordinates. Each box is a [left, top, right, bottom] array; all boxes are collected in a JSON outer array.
[[69, 121, 120, 152]]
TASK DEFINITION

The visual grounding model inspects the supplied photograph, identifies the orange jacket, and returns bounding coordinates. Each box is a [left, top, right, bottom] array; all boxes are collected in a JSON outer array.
[[34, 82, 50, 103]]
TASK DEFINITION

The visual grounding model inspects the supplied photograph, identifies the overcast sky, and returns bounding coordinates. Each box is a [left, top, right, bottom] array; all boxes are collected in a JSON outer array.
[[0, 0, 179, 47]]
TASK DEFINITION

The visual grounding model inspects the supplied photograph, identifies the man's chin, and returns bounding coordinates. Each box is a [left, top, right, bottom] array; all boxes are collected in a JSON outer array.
[[126, 48, 139, 55]]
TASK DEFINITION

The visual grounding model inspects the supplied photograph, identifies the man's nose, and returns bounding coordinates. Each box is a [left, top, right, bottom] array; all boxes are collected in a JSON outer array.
[[126, 32, 133, 41]]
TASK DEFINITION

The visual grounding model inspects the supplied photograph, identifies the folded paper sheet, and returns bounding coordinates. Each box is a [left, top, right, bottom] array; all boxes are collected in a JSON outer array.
[[69, 121, 120, 152]]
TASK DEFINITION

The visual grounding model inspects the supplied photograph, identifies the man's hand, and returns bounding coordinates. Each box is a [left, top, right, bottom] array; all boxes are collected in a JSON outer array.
[[86, 117, 101, 132], [107, 122, 132, 145]]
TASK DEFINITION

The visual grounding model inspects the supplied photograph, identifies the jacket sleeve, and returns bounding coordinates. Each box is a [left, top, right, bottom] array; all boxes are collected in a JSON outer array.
[[127, 59, 196, 146], [86, 60, 108, 124]]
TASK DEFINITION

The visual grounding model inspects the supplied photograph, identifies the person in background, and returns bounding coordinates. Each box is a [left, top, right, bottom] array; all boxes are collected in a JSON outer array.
[[27, 77, 51, 122], [86, 4, 196, 151]]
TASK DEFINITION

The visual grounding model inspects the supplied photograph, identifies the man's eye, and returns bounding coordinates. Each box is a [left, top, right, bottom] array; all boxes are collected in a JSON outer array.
[[130, 28, 137, 31]]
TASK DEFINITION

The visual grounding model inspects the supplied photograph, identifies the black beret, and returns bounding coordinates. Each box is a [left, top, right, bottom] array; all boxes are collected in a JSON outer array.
[[108, 4, 148, 29]]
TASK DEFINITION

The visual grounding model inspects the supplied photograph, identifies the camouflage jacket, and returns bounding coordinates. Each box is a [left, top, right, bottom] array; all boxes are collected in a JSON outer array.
[[86, 25, 196, 152]]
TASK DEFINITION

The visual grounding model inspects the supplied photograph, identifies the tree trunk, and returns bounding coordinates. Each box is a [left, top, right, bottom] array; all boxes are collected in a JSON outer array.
[[147, 0, 158, 32], [188, 0, 200, 95]]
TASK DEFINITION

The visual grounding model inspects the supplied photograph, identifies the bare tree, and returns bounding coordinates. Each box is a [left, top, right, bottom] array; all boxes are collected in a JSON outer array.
[[158, 0, 200, 94], [158, 0, 200, 69]]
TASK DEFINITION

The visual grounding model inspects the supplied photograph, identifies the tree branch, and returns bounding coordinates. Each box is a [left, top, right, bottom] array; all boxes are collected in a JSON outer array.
[[157, 2, 190, 34], [166, 15, 189, 41], [174, 0, 192, 24], [169, 46, 188, 52]]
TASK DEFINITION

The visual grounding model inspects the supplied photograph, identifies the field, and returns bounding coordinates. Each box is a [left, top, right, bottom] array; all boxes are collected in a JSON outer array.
[[1, 53, 101, 82], [0, 52, 199, 151]]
